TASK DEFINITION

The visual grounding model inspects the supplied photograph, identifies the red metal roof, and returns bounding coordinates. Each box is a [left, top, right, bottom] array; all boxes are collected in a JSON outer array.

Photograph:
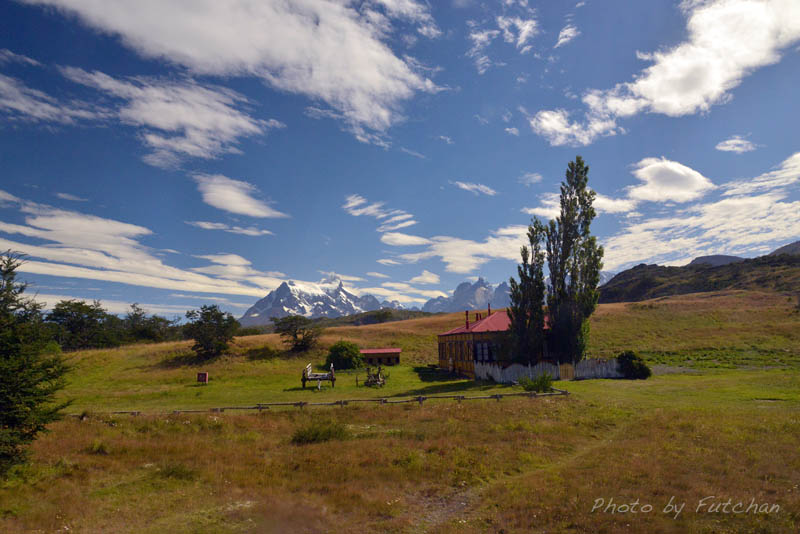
[[440, 310, 511, 336], [439, 310, 551, 336], [359, 348, 402, 354]]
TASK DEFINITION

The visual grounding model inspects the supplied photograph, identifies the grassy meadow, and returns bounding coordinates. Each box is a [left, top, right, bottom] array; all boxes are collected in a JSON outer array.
[[2, 290, 800, 533]]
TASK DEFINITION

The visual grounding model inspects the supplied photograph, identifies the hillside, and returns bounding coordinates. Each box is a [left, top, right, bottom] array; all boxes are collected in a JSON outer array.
[[600, 253, 800, 303], [770, 239, 800, 256]]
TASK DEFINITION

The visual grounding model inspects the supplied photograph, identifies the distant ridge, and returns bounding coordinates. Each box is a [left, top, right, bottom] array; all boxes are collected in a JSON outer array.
[[688, 255, 744, 267], [769, 240, 800, 256], [600, 246, 800, 303]]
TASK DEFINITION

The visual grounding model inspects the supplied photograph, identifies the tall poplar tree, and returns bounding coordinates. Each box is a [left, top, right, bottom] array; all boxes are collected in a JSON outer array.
[[543, 156, 603, 363]]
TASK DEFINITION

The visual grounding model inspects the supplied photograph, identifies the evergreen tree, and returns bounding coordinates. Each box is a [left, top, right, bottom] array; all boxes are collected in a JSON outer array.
[[543, 156, 604, 363], [0, 251, 68, 476], [508, 222, 546, 364]]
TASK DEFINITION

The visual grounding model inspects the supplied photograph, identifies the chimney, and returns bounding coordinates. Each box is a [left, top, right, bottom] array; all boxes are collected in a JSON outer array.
[[465, 310, 469, 329], [488, 303, 492, 316]]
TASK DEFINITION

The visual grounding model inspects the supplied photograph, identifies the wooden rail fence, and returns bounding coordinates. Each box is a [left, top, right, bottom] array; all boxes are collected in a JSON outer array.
[[69, 388, 569, 417]]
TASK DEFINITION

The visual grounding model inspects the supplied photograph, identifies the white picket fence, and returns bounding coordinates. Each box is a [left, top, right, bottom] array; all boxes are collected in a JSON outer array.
[[474, 357, 621, 383]]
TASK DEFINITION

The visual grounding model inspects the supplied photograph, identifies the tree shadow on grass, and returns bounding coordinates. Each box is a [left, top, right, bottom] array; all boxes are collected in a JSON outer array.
[[411, 365, 468, 383], [152, 352, 218, 369], [389, 380, 513, 398]]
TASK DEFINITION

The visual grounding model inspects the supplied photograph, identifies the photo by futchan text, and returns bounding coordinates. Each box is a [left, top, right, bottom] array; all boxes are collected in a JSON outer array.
[[592, 496, 781, 519]]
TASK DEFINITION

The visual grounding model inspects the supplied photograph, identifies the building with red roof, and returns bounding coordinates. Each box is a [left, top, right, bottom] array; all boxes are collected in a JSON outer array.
[[438, 306, 549, 378]]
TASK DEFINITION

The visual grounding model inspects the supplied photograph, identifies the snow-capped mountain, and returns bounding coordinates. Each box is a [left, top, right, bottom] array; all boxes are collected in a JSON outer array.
[[239, 278, 384, 326], [422, 278, 511, 313]]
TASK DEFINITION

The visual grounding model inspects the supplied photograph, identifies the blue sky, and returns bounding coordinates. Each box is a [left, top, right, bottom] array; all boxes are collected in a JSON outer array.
[[1, 0, 799, 316]]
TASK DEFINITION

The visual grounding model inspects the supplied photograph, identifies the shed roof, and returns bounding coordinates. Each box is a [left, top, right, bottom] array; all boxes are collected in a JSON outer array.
[[359, 348, 402, 354]]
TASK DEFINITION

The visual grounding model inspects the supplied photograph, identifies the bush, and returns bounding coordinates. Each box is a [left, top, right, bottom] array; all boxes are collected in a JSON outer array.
[[325, 341, 364, 370], [271, 315, 322, 352], [617, 350, 652, 379], [184, 305, 239, 359], [518, 373, 553, 392], [291, 421, 349, 445]]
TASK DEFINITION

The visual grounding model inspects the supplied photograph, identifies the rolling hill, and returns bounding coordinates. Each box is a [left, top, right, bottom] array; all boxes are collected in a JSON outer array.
[[600, 253, 800, 303]]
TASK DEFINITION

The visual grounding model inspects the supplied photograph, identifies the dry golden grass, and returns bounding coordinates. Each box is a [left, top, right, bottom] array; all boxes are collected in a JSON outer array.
[[2, 371, 798, 533], [2, 290, 799, 532]]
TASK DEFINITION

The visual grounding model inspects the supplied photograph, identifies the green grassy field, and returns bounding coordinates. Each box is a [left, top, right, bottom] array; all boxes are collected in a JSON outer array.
[[2, 290, 799, 533]]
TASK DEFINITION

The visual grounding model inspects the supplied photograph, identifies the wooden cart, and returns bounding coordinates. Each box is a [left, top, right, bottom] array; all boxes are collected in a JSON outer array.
[[302, 363, 335, 389]]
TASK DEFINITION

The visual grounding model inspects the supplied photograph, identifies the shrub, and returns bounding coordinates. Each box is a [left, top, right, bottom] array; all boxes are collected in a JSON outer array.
[[291, 421, 348, 445], [325, 341, 364, 370], [519, 373, 553, 392], [617, 350, 652, 379], [158, 462, 196, 480], [271, 315, 322, 352], [184, 305, 239, 359]]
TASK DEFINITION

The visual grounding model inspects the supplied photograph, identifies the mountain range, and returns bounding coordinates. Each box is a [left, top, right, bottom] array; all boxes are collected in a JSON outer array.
[[239, 276, 513, 326]]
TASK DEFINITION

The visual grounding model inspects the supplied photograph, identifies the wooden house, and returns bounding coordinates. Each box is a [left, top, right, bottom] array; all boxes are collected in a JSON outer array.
[[360, 348, 401, 366], [438, 307, 550, 378], [437, 308, 511, 378]]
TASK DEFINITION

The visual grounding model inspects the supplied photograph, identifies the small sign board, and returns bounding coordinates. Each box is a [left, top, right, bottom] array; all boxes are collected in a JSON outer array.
[[197, 372, 209, 384]]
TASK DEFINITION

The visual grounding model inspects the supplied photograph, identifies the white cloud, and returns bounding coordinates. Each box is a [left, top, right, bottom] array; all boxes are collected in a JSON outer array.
[[522, 192, 560, 219], [194, 174, 288, 218], [318, 270, 366, 283], [0, 73, 105, 124], [400, 147, 426, 159], [554, 24, 580, 48], [723, 151, 800, 196], [437, 135, 454, 145], [396, 225, 529, 273], [409, 269, 440, 284], [55, 192, 88, 202], [467, 28, 501, 74], [530, 0, 800, 145], [716, 135, 757, 153], [372, 0, 442, 38], [377, 258, 401, 265], [0, 195, 285, 297], [366, 271, 390, 279], [380, 281, 447, 299], [628, 157, 715, 203], [467, 11, 539, 74], [62, 68, 278, 167], [592, 193, 638, 214], [0, 49, 41, 66], [186, 221, 273, 236], [31, 293, 198, 315], [528, 107, 618, 147], [504, 127, 519, 136], [342, 194, 417, 232], [380, 232, 432, 246], [602, 151, 800, 270], [518, 172, 542, 186], [496, 16, 539, 49], [25, 0, 441, 140], [451, 181, 498, 196]]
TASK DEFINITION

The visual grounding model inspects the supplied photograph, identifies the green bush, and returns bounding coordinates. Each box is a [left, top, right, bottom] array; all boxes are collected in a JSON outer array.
[[617, 350, 652, 379], [291, 421, 349, 445], [324, 341, 364, 370], [518, 373, 553, 392]]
